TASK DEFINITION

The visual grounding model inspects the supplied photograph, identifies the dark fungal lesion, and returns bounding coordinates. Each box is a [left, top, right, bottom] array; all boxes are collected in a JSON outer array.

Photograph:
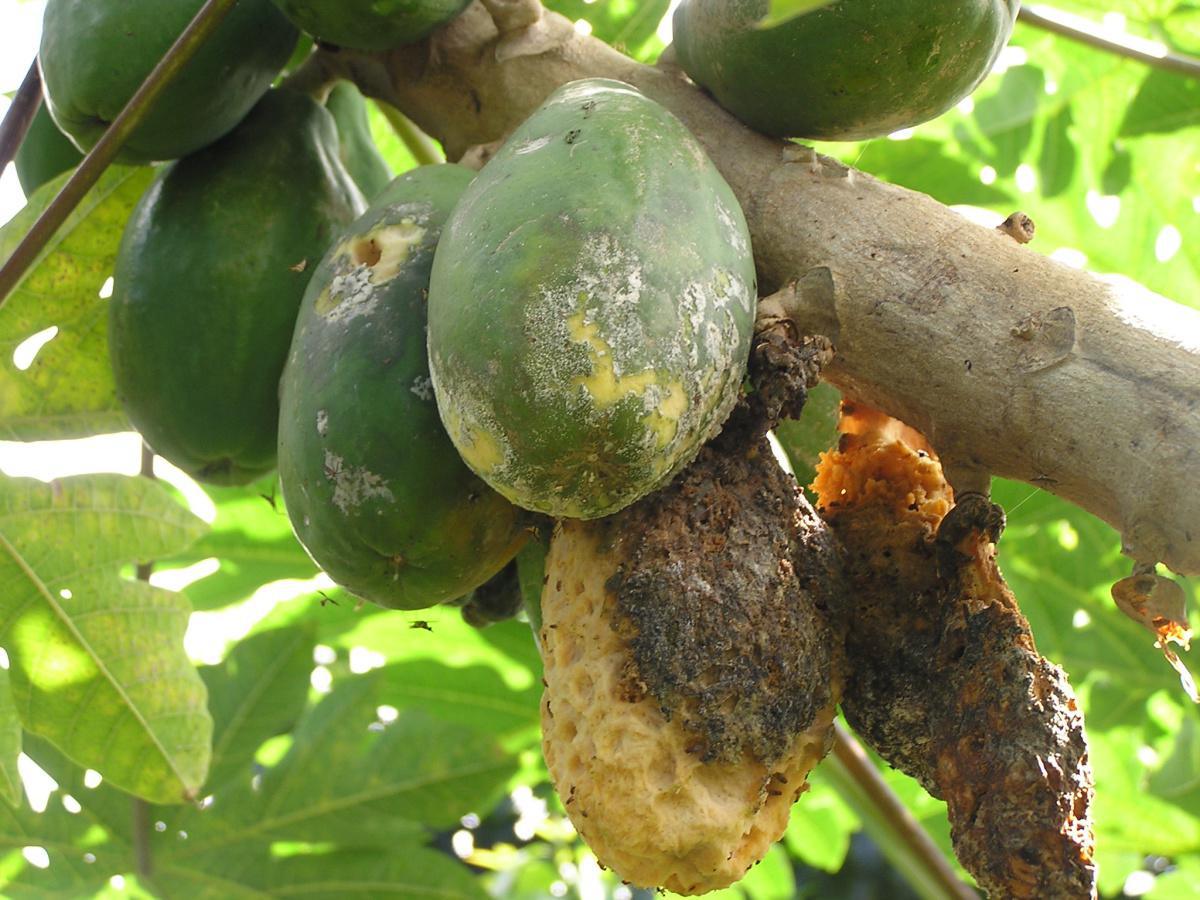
[[602, 433, 846, 767]]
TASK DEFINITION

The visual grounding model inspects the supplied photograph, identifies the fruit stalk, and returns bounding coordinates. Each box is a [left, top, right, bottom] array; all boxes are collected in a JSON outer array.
[[0, 0, 239, 308], [0, 60, 41, 173]]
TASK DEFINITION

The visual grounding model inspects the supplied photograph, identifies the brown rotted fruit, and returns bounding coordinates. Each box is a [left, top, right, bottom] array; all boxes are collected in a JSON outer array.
[[814, 403, 1097, 899]]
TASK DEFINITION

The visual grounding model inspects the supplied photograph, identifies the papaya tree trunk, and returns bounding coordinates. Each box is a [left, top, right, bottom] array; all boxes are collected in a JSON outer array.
[[332, 2, 1200, 577]]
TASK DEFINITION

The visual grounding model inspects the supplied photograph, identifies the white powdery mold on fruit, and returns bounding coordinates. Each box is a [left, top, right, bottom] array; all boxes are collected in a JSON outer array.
[[409, 375, 434, 402], [323, 450, 394, 513]]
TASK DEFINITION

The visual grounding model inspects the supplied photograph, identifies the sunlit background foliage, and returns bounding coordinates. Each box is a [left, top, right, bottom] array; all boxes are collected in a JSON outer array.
[[0, 0, 1197, 897]]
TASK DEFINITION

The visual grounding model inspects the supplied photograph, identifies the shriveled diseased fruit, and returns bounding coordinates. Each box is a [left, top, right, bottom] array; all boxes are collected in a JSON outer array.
[[427, 78, 756, 519], [278, 165, 526, 609], [813, 404, 1097, 899], [672, 0, 1018, 140], [270, 0, 472, 51], [111, 90, 364, 486], [40, 0, 297, 162], [325, 82, 393, 200], [540, 435, 843, 894]]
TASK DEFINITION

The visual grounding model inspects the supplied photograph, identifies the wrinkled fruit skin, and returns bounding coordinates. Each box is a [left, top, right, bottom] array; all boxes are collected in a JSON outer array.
[[326, 81, 393, 200], [428, 78, 757, 519], [14, 102, 83, 196], [813, 406, 1096, 899], [40, 0, 297, 162], [278, 165, 527, 610], [111, 90, 364, 486], [539, 438, 843, 893], [673, 0, 1018, 140], [270, 0, 472, 50]]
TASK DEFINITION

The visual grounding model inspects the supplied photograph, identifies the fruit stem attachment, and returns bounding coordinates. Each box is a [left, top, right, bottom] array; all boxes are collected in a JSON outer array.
[[0, 0, 240, 311], [1018, 5, 1200, 80], [377, 101, 445, 166], [826, 723, 978, 900], [0, 60, 41, 174]]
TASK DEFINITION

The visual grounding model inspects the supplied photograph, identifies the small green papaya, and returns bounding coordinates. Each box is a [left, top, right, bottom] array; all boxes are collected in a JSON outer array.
[[14, 102, 84, 196], [427, 78, 757, 520], [325, 82, 393, 200], [110, 90, 364, 486], [269, 0, 472, 51], [277, 165, 527, 610], [40, 0, 298, 162], [672, 0, 1018, 140]]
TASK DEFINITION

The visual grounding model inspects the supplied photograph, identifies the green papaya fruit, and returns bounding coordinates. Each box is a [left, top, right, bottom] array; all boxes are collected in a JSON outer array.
[[672, 0, 1019, 140], [427, 78, 757, 520], [269, 0, 472, 51], [325, 82, 393, 199], [110, 90, 364, 486], [40, 0, 298, 162], [277, 164, 527, 610], [14, 102, 85, 196]]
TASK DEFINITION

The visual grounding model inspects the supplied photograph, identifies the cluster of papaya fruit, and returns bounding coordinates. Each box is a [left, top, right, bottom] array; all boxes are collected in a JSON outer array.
[[21, 0, 1028, 894]]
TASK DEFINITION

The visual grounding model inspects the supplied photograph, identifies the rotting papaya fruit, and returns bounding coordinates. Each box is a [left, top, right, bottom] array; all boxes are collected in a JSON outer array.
[[325, 82, 393, 200], [269, 0, 472, 51], [39, 0, 297, 162], [672, 0, 1018, 140], [813, 404, 1096, 898], [540, 431, 843, 893], [277, 165, 528, 610], [110, 90, 364, 486], [427, 78, 757, 520], [14, 103, 84, 197]]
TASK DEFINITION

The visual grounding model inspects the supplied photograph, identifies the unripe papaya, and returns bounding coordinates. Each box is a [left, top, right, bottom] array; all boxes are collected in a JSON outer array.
[[110, 90, 364, 486], [427, 78, 757, 520], [672, 0, 1018, 140], [14, 103, 83, 196], [40, 0, 297, 162], [270, 0, 472, 51], [325, 82, 393, 200], [277, 165, 528, 610]]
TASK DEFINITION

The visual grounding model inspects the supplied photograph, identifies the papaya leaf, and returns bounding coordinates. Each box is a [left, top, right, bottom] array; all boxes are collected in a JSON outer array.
[[0, 166, 153, 441], [0, 672, 19, 811], [0, 737, 137, 897], [156, 847, 487, 900], [543, 1, 671, 55], [0, 474, 211, 804], [0, 670, 20, 806], [200, 624, 316, 792], [159, 478, 317, 612], [377, 660, 540, 739], [758, 0, 836, 28], [783, 771, 859, 873], [158, 674, 516, 853]]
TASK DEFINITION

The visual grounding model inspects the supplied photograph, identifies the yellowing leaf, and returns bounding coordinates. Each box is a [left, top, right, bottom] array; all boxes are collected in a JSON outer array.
[[0, 474, 210, 804], [0, 166, 152, 440]]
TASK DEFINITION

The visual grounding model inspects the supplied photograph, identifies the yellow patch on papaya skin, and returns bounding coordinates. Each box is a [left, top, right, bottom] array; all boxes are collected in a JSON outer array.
[[567, 309, 660, 406], [642, 382, 688, 449], [352, 219, 425, 283], [315, 221, 427, 317], [441, 400, 506, 477]]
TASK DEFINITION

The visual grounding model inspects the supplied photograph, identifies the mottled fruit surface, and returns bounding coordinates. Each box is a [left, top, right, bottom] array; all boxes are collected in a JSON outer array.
[[40, 0, 297, 161], [673, 0, 1018, 140], [278, 165, 528, 610], [540, 438, 843, 893], [110, 90, 364, 485], [427, 78, 756, 519], [270, 0, 471, 50]]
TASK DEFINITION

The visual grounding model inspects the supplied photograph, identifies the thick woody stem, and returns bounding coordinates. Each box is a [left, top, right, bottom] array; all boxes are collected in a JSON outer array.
[[330, 3, 1200, 576]]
